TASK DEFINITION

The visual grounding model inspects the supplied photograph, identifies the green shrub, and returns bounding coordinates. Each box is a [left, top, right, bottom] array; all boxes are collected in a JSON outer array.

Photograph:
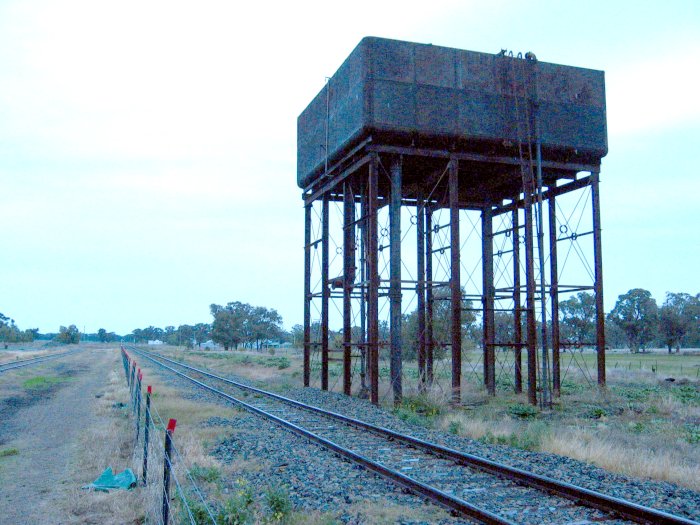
[[587, 407, 608, 419], [507, 403, 538, 419], [218, 480, 255, 525], [264, 484, 292, 522]]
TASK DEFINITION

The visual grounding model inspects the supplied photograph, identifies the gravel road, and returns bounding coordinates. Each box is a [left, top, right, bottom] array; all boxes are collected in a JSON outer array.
[[0, 348, 114, 525]]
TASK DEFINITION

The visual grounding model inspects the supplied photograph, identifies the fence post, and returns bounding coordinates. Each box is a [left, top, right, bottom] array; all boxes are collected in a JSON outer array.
[[142, 385, 152, 486], [130, 362, 137, 409], [135, 370, 142, 442], [162, 418, 177, 525]]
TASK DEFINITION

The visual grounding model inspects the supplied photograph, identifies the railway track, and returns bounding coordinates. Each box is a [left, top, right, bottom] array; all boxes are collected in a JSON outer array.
[[127, 346, 698, 525], [0, 349, 80, 373]]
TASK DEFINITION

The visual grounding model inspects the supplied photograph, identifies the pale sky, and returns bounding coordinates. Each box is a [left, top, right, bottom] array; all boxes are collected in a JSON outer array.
[[1, 0, 698, 334]]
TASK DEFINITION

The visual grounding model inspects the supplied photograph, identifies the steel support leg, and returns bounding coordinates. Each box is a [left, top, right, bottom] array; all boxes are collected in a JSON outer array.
[[417, 197, 426, 391], [524, 196, 538, 406], [368, 155, 380, 404], [360, 184, 368, 395], [390, 157, 402, 404], [592, 171, 606, 386], [513, 204, 523, 393], [482, 205, 495, 395], [303, 203, 311, 387], [321, 193, 329, 391], [449, 159, 461, 404], [548, 193, 561, 396], [426, 207, 434, 385], [343, 181, 355, 396]]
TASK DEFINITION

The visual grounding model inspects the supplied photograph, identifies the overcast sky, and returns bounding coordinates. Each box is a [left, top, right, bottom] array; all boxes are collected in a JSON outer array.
[[1, 0, 698, 334]]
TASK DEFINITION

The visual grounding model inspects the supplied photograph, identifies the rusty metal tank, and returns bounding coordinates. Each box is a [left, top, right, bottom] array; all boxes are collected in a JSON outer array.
[[297, 37, 607, 189]]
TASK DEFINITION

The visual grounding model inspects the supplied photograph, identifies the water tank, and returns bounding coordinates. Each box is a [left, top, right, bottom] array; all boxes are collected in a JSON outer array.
[[297, 37, 607, 189]]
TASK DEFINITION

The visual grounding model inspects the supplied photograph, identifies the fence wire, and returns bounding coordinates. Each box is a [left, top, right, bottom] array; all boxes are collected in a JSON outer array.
[[121, 348, 218, 525]]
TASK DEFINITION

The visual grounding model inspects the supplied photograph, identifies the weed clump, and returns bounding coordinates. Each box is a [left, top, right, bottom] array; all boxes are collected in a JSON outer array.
[[507, 403, 538, 419]]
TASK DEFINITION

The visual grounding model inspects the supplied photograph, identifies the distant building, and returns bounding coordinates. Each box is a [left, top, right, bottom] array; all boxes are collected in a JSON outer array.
[[147, 339, 164, 345], [200, 340, 219, 350]]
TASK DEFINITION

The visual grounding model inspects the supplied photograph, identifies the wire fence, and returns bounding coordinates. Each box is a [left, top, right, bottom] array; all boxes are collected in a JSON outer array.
[[121, 347, 218, 525]]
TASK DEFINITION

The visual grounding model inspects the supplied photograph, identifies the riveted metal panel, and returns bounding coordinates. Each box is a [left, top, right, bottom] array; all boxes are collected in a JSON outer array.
[[297, 37, 607, 189]]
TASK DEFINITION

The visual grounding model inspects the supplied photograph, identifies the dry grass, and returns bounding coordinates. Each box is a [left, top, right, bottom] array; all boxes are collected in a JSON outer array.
[[61, 362, 146, 524], [0, 348, 53, 364], [543, 427, 700, 490], [345, 499, 449, 524]]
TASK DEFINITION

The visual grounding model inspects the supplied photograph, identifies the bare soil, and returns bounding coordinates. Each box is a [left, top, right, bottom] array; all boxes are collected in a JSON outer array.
[[0, 348, 121, 524]]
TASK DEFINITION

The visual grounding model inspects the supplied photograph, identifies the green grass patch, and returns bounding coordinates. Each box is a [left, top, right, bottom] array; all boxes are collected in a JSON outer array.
[[191, 464, 221, 483], [0, 448, 19, 457], [392, 395, 442, 428], [507, 403, 539, 419], [479, 422, 549, 451], [22, 375, 69, 390]]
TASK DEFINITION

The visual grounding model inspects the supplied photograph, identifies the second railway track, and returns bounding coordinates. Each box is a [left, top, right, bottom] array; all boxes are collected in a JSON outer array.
[[0, 349, 81, 373], [127, 346, 698, 525]]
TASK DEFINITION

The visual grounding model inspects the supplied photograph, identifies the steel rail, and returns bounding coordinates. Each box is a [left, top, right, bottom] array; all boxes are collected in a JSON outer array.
[[127, 346, 515, 525], [131, 347, 699, 525], [0, 349, 80, 373]]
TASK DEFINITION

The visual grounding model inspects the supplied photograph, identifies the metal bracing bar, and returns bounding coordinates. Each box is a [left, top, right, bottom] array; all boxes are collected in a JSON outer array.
[[321, 194, 330, 391], [549, 193, 561, 396], [343, 181, 355, 396], [368, 154, 380, 404], [430, 245, 453, 254], [449, 158, 462, 404], [304, 204, 312, 387], [513, 204, 523, 393], [303, 140, 373, 202], [558, 231, 593, 242], [492, 174, 594, 217], [483, 205, 496, 395], [493, 224, 525, 237], [367, 143, 600, 174], [426, 207, 434, 385], [592, 171, 606, 386], [417, 196, 426, 392], [390, 156, 403, 404]]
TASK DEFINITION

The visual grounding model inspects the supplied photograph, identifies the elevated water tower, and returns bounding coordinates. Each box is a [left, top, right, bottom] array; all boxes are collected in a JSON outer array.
[[298, 37, 607, 406]]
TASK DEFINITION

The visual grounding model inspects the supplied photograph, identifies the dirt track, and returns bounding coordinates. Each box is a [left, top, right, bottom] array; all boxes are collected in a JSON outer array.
[[0, 348, 115, 524]]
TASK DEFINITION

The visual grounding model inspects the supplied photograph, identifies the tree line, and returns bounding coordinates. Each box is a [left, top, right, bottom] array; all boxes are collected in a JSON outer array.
[[125, 302, 285, 351], [304, 288, 700, 357], [2, 289, 697, 354]]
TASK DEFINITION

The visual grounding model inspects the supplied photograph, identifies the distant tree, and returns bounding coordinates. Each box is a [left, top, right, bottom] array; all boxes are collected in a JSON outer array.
[[210, 303, 247, 350], [658, 292, 699, 353], [55, 325, 81, 344], [290, 324, 304, 347], [608, 289, 658, 353], [559, 292, 596, 346], [401, 288, 478, 360], [22, 328, 39, 342], [193, 323, 211, 348], [604, 318, 626, 349], [249, 306, 283, 349], [97, 328, 108, 342], [177, 324, 194, 348], [131, 328, 146, 343]]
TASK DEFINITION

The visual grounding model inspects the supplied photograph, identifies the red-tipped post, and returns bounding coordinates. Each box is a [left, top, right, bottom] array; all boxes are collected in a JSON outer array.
[[162, 418, 177, 524], [142, 385, 153, 486]]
